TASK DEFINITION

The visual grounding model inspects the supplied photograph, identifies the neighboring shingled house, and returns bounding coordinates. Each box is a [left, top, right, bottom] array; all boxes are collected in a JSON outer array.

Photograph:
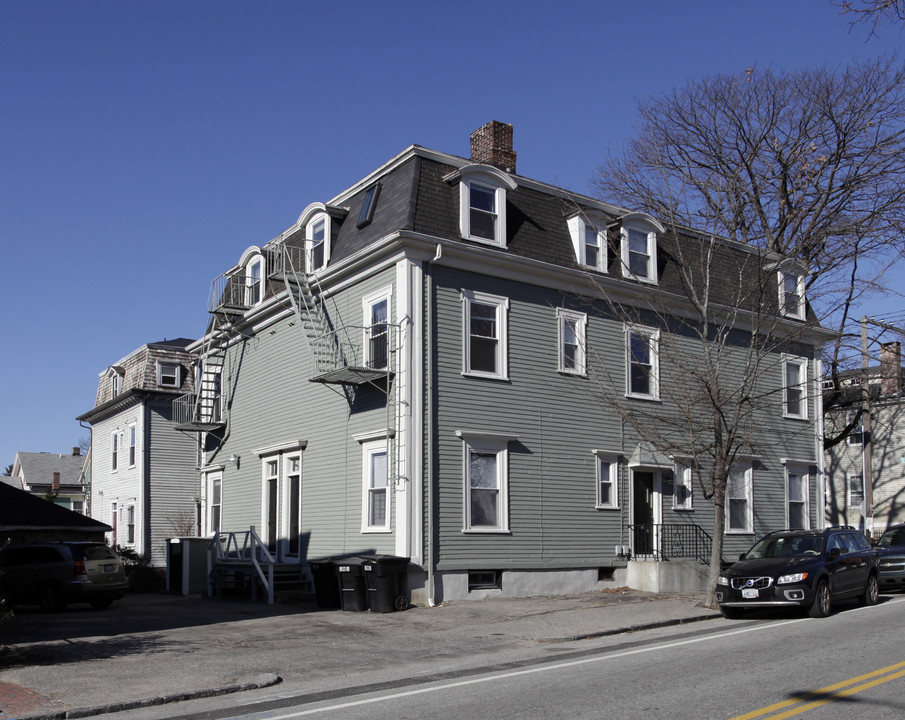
[[825, 341, 905, 534], [77, 339, 199, 567], [8, 449, 87, 514], [175, 121, 831, 603]]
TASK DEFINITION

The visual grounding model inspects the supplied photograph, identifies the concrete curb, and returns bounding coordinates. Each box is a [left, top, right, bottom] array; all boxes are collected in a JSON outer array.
[[537, 610, 722, 643], [16, 673, 282, 720]]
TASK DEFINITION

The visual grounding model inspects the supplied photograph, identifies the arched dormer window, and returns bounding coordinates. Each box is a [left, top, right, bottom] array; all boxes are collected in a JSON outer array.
[[238, 247, 265, 308], [454, 165, 518, 248], [296, 203, 333, 274], [618, 213, 665, 284]]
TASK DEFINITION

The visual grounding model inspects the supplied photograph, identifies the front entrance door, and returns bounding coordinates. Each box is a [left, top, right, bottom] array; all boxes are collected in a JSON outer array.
[[631, 470, 664, 557]]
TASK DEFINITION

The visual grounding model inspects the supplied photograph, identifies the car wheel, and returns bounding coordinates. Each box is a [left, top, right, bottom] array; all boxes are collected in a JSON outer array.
[[808, 580, 831, 618], [859, 574, 879, 606], [89, 595, 114, 609], [39, 584, 67, 612], [720, 605, 744, 620]]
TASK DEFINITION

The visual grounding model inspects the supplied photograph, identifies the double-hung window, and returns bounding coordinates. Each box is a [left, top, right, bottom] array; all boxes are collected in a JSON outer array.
[[158, 362, 180, 388], [456, 167, 516, 248], [457, 431, 513, 532], [848, 473, 864, 511], [209, 474, 222, 535], [673, 462, 693, 511], [779, 268, 805, 319], [126, 505, 135, 544], [245, 256, 264, 307], [128, 425, 136, 467], [363, 288, 391, 370], [567, 216, 606, 271], [463, 290, 508, 379], [362, 441, 390, 532], [306, 215, 329, 273], [626, 325, 659, 399], [786, 466, 809, 529], [783, 356, 808, 419], [594, 453, 619, 509], [621, 222, 658, 283], [726, 465, 753, 533], [557, 308, 587, 375]]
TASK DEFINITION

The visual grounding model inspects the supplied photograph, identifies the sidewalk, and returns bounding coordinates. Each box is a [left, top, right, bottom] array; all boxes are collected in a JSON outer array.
[[0, 588, 719, 720]]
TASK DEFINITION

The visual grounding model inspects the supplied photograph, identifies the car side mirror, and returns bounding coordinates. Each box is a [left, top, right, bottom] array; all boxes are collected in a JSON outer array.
[[828, 547, 841, 559], [739, 553, 746, 561]]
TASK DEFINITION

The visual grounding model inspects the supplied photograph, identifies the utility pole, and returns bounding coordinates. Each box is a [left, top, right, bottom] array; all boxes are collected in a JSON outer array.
[[860, 316, 874, 537]]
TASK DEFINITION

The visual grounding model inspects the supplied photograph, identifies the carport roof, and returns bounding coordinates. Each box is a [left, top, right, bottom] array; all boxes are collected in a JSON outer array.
[[0, 483, 110, 532]]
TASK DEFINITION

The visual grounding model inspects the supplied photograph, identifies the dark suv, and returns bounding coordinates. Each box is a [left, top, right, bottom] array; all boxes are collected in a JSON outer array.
[[716, 527, 879, 619], [0, 542, 128, 611]]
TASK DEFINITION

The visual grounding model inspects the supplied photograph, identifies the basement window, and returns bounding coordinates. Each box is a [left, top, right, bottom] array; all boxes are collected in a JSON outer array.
[[468, 570, 502, 591]]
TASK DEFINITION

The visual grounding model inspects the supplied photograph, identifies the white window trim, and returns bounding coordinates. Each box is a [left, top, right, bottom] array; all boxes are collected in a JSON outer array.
[[620, 222, 658, 284], [244, 255, 264, 307], [455, 165, 517, 248], [785, 464, 810, 530], [847, 472, 865, 512], [456, 430, 515, 533], [782, 355, 809, 420], [157, 361, 180, 388], [779, 267, 806, 320], [626, 325, 660, 400], [557, 308, 587, 376], [462, 290, 509, 380], [593, 451, 619, 509], [128, 424, 137, 468], [726, 465, 754, 534], [360, 438, 391, 533], [673, 462, 694, 511], [306, 213, 331, 273], [362, 286, 393, 371], [282, 452, 303, 556], [567, 216, 606, 271], [207, 471, 223, 537], [111, 431, 120, 472]]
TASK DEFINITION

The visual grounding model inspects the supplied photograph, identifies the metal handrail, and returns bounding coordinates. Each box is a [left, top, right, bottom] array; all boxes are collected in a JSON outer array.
[[208, 527, 276, 604], [627, 523, 714, 564]]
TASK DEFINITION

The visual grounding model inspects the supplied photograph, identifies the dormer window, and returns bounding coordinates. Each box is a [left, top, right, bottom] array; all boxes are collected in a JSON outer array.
[[157, 362, 181, 388], [112, 370, 123, 398], [455, 165, 518, 248], [246, 255, 263, 307], [618, 214, 664, 284], [567, 215, 606, 271], [779, 266, 806, 319], [306, 214, 329, 273]]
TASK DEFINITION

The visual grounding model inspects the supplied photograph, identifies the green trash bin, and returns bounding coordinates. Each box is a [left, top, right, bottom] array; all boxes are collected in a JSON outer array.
[[361, 555, 410, 613], [336, 556, 369, 612]]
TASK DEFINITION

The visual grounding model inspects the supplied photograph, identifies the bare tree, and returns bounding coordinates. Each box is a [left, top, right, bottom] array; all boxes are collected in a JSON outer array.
[[591, 59, 905, 607], [579, 217, 827, 608], [594, 58, 905, 450], [834, 0, 905, 34]]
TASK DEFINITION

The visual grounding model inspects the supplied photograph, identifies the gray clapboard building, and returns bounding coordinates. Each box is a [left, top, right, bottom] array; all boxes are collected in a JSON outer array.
[[175, 122, 830, 603], [78, 338, 199, 567]]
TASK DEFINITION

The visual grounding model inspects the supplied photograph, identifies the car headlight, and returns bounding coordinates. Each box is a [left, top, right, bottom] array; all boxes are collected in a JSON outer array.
[[717, 576, 729, 585], [777, 572, 808, 585]]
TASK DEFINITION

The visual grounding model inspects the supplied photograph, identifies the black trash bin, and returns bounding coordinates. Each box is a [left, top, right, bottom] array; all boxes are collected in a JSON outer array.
[[361, 555, 410, 613], [336, 556, 369, 612], [309, 559, 341, 610]]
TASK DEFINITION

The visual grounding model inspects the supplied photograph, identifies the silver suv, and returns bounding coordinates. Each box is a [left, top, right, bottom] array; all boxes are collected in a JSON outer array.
[[0, 542, 129, 611]]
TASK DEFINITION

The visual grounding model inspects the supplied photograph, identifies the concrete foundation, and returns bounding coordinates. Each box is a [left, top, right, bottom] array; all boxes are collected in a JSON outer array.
[[625, 560, 709, 593]]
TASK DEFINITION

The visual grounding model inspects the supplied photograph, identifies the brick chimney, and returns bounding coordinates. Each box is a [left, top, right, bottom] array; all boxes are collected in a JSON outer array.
[[880, 341, 902, 395], [470, 121, 516, 173], [52, 472, 60, 492]]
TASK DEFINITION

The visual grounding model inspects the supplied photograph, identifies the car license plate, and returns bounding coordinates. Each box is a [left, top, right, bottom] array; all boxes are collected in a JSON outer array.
[[742, 588, 759, 599], [104, 564, 115, 572]]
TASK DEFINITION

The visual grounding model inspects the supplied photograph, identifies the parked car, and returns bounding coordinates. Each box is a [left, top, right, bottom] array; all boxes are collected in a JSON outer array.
[[876, 524, 905, 591], [716, 527, 879, 619], [0, 542, 129, 611]]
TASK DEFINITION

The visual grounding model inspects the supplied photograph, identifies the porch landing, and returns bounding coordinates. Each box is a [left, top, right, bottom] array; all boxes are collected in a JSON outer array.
[[626, 559, 708, 594]]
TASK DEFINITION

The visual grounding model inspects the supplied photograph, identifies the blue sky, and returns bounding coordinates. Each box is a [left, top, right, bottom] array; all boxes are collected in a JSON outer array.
[[1, 0, 901, 468]]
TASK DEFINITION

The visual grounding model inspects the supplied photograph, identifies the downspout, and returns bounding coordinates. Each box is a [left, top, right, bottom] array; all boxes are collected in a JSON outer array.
[[425, 244, 442, 606]]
